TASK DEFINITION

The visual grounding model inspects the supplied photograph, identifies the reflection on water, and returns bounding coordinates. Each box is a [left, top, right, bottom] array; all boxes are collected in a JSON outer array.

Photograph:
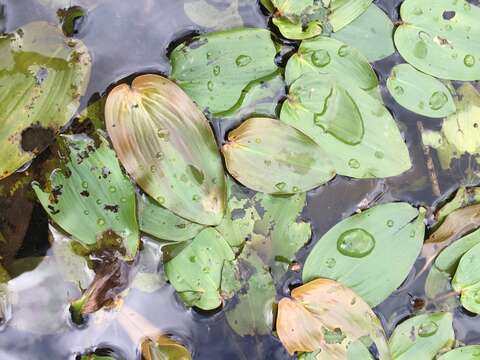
[[1, 0, 480, 358]]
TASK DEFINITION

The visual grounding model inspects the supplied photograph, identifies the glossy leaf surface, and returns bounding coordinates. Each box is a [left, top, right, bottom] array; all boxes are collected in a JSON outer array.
[[303, 203, 425, 306], [33, 135, 140, 258], [105, 74, 225, 226], [394, 0, 480, 81], [452, 242, 480, 313], [170, 28, 278, 115], [327, 0, 373, 32], [438, 346, 480, 360], [387, 64, 456, 118], [276, 278, 389, 358], [0, 22, 91, 179], [141, 336, 192, 360]]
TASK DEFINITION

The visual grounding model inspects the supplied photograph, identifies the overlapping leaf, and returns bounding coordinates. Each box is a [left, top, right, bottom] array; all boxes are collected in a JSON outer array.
[[394, 0, 480, 81], [105, 74, 225, 226], [451, 242, 480, 313], [222, 117, 336, 194], [387, 64, 456, 118], [141, 336, 192, 360], [170, 28, 278, 115], [388, 313, 454, 360], [327, 0, 373, 32], [276, 278, 390, 359], [0, 22, 91, 179], [438, 346, 480, 360], [303, 203, 425, 306], [33, 135, 140, 258]]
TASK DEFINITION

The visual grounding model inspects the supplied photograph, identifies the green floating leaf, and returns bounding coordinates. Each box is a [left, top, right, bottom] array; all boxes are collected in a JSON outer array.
[[421, 83, 480, 169], [327, 0, 373, 32], [388, 312, 454, 360], [303, 202, 425, 307], [435, 186, 480, 225], [285, 36, 378, 91], [435, 228, 480, 274], [0, 21, 91, 180], [281, 73, 411, 178], [438, 346, 480, 360], [332, 4, 395, 62], [164, 228, 235, 310], [224, 244, 275, 337], [277, 278, 389, 358], [452, 241, 480, 313], [105, 74, 225, 226], [141, 335, 192, 360], [138, 194, 204, 243], [222, 117, 336, 194], [387, 64, 456, 118], [170, 28, 278, 115], [394, 0, 480, 81], [33, 135, 140, 258]]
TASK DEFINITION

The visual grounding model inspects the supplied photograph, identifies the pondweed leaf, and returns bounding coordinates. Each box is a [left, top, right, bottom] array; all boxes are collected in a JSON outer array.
[[387, 64, 456, 118], [276, 278, 389, 359], [303, 203, 425, 307], [332, 4, 395, 62], [327, 0, 373, 32], [438, 346, 480, 360], [33, 134, 140, 258], [0, 22, 91, 180], [170, 28, 278, 115], [105, 74, 225, 226], [394, 0, 480, 81], [222, 117, 336, 194], [141, 335, 192, 360], [452, 242, 480, 314], [388, 313, 454, 360]]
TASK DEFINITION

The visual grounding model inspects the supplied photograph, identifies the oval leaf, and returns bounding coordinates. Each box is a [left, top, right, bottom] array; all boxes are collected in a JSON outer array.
[[387, 64, 456, 118], [303, 203, 425, 306], [438, 346, 480, 360], [222, 117, 336, 194], [276, 278, 389, 359], [105, 74, 225, 226], [170, 28, 278, 115], [394, 0, 480, 81], [0, 22, 91, 179], [281, 73, 411, 178], [328, 0, 373, 32], [388, 312, 454, 360], [33, 135, 140, 258], [452, 242, 480, 314]]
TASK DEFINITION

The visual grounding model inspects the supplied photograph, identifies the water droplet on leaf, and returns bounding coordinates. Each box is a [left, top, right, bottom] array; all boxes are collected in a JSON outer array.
[[387, 220, 394, 227], [235, 55, 252, 67], [464, 54, 475, 67], [325, 258, 336, 268], [337, 45, 349, 57], [418, 321, 438, 337], [311, 49, 331, 67], [337, 229, 375, 258], [348, 159, 360, 169]]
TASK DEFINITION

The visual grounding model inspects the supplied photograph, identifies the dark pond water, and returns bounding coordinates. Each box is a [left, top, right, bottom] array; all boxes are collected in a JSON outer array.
[[1, 0, 480, 359]]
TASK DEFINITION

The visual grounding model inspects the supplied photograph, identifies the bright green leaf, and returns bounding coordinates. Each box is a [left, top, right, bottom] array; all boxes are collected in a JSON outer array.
[[105, 74, 225, 226], [170, 28, 278, 115], [388, 312, 454, 360], [303, 203, 425, 306], [452, 242, 480, 313], [33, 134, 140, 258], [438, 346, 480, 360], [435, 228, 480, 274], [394, 0, 480, 81], [387, 64, 456, 118], [222, 117, 336, 194], [327, 0, 373, 32], [0, 22, 91, 179]]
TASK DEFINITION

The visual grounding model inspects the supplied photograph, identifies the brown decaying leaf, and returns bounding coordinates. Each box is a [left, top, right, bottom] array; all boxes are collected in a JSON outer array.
[[276, 278, 390, 359]]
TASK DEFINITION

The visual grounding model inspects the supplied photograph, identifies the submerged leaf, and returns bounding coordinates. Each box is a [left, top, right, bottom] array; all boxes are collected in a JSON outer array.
[[170, 28, 278, 115], [281, 73, 411, 178], [332, 4, 394, 62], [438, 346, 480, 360], [33, 135, 140, 258], [394, 0, 480, 81], [222, 117, 335, 194], [0, 22, 91, 179], [387, 64, 456, 118], [105, 74, 225, 226], [141, 336, 192, 360], [276, 278, 389, 358], [164, 228, 235, 310], [184, 0, 244, 30], [303, 203, 425, 306], [388, 312, 454, 360]]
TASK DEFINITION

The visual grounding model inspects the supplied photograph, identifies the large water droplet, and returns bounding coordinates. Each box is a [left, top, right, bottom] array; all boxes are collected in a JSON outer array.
[[429, 91, 448, 110], [235, 55, 252, 67], [414, 41, 428, 59], [417, 321, 438, 337], [337, 45, 349, 57], [464, 54, 476, 67], [311, 49, 331, 68], [337, 229, 375, 258], [348, 159, 360, 169]]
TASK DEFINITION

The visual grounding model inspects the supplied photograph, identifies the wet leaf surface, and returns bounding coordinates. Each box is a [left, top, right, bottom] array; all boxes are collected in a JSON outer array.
[[170, 28, 278, 115], [303, 202, 425, 306], [0, 21, 91, 179], [105, 74, 225, 226], [394, 0, 480, 81], [327, 0, 373, 32], [276, 278, 389, 358], [387, 64, 456, 118], [438, 345, 480, 359], [141, 335, 192, 360], [388, 312, 454, 360], [222, 117, 336, 194], [451, 242, 480, 313], [33, 134, 140, 258]]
